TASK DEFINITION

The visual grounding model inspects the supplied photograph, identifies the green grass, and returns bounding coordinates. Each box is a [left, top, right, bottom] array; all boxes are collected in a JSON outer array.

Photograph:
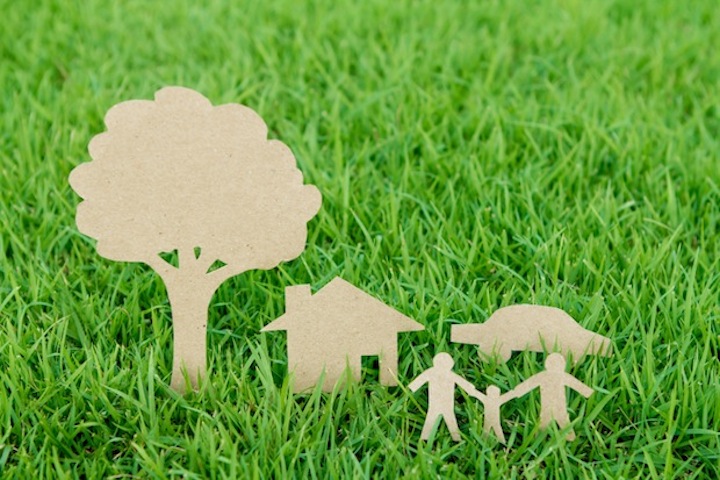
[[1, 0, 719, 477]]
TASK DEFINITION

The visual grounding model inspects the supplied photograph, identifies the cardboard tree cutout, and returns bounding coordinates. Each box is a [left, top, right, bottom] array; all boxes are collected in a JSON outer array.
[[69, 87, 322, 392], [408, 353, 483, 442], [451, 304, 612, 363], [508, 353, 593, 441], [261, 277, 424, 393]]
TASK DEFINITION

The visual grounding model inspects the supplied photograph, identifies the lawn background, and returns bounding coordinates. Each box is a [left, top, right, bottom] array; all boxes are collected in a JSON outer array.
[[1, 0, 719, 477]]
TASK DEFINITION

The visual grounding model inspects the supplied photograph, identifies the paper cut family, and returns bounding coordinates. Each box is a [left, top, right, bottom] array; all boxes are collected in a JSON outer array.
[[408, 352, 517, 443], [410, 352, 593, 443], [409, 305, 611, 442], [68, 87, 611, 443]]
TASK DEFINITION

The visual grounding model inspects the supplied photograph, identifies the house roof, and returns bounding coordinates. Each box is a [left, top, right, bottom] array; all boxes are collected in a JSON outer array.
[[261, 277, 424, 333]]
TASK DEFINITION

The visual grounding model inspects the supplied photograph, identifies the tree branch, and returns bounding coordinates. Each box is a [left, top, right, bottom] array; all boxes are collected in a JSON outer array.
[[178, 248, 196, 271], [147, 247, 249, 289], [144, 254, 178, 281], [205, 261, 249, 285], [194, 249, 218, 274]]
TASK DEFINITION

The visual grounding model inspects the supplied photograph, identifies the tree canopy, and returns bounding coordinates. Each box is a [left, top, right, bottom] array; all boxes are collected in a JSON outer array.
[[70, 87, 321, 279]]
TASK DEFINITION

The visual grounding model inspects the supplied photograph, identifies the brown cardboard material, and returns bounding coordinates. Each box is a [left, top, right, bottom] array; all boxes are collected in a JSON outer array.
[[451, 304, 612, 363], [408, 353, 483, 442], [261, 277, 424, 393], [472, 385, 516, 444], [508, 353, 594, 441], [69, 87, 322, 392]]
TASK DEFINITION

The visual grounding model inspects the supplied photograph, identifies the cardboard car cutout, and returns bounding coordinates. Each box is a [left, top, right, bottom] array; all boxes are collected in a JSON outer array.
[[451, 304, 612, 363]]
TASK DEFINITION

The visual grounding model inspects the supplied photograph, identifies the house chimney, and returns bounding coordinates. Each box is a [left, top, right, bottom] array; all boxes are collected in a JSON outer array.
[[285, 284, 311, 312]]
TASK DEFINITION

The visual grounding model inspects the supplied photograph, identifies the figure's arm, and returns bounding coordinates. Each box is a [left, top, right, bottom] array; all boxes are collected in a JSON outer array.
[[408, 371, 430, 392], [564, 374, 594, 398], [452, 373, 476, 394], [450, 373, 487, 401], [498, 390, 517, 404], [508, 375, 541, 399], [468, 388, 488, 403], [468, 389, 487, 405]]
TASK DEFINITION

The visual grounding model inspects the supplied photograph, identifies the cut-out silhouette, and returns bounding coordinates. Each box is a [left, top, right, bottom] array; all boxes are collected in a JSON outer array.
[[451, 304, 612, 363], [408, 353, 482, 442], [471, 385, 516, 444], [69, 87, 322, 392], [261, 278, 423, 393], [509, 353, 593, 440]]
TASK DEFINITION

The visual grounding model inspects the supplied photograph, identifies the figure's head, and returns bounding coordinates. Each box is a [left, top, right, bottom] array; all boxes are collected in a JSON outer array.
[[433, 352, 454, 369], [545, 353, 566, 371], [487, 385, 501, 397]]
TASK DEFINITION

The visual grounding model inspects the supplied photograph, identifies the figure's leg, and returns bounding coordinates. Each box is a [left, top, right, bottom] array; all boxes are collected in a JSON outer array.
[[539, 404, 554, 430], [492, 423, 506, 444], [482, 418, 491, 435], [483, 410, 502, 442], [444, 411, 461, 442], [421, 413, 440, 440], [557, 411, 575, 442], [555, 409, 575, 441]]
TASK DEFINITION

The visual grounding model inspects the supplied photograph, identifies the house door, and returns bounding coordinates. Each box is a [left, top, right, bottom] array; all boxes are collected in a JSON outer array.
[[361, 355, 380, 383]]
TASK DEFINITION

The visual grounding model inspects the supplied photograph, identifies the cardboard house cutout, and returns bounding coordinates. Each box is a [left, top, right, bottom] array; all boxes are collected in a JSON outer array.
[[451, 304, 612, 363], [261, 277, 424, 393], [69, 87, 321, 392]]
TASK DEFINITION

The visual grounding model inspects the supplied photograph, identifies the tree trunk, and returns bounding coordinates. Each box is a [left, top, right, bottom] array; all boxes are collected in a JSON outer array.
[[165, 277, 217, 392]]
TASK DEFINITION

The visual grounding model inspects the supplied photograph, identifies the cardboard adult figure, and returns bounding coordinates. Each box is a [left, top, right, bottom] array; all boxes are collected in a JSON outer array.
[[509, 353, 594, 440], [69, 87, 322, 392], [472, 385, 516, 444], [408, 352, 481, 442]]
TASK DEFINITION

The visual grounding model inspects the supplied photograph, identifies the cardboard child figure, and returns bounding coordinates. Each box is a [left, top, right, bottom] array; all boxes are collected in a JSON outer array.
[[261, 278, 423, 393], [69, 87, 322, 392], [473, 385, 516, 444], [509, 353, 593, 440], [408, 353, 481, 442]]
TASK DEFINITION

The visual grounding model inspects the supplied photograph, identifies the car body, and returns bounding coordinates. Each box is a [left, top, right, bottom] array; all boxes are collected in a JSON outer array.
[[451, 304, 612, 363]]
